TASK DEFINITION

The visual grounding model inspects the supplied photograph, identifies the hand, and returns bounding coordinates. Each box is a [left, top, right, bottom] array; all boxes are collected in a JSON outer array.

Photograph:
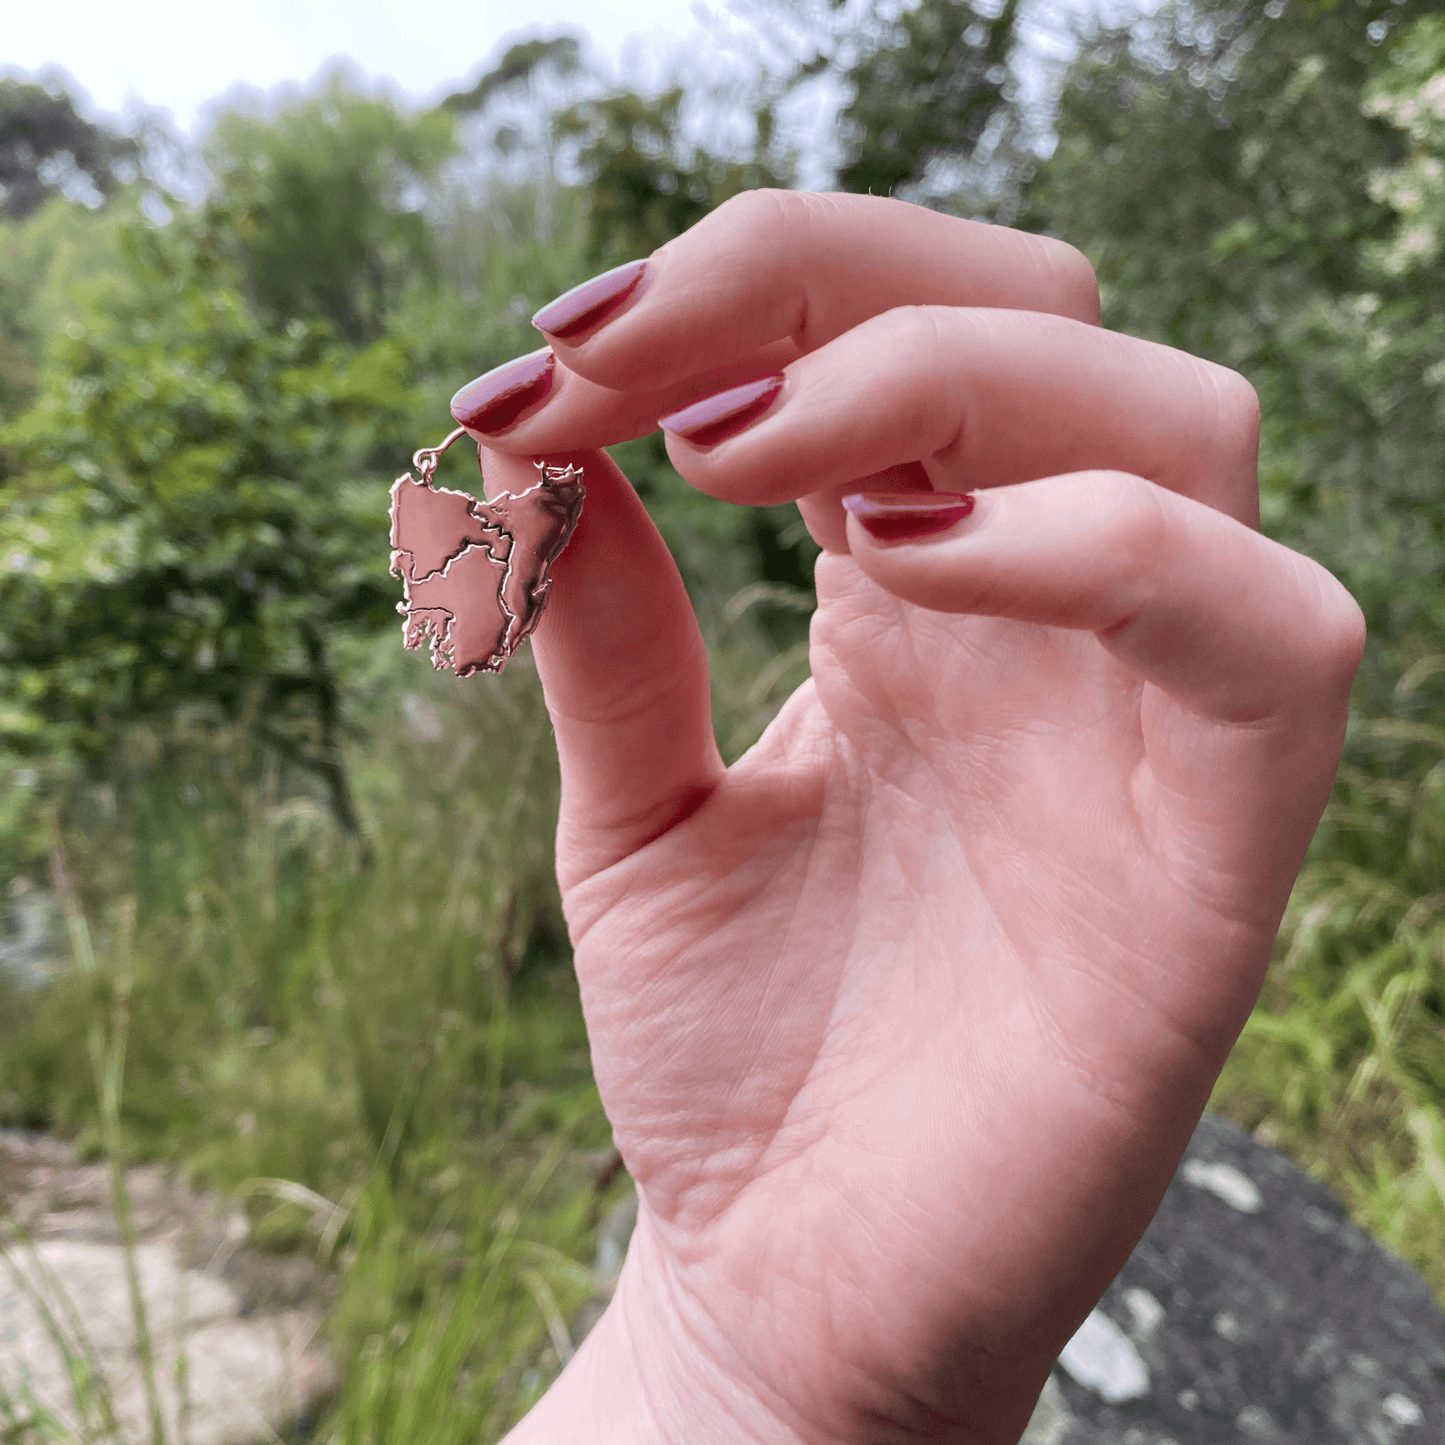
[[468, 193, 1364, 1444]]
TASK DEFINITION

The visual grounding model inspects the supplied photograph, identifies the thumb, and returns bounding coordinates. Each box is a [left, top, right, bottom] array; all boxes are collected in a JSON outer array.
[[477, 445, 724, 895]]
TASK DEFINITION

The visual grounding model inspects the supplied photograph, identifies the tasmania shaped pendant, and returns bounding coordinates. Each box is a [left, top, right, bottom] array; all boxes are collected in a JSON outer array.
[[389, 430, 584, 676]]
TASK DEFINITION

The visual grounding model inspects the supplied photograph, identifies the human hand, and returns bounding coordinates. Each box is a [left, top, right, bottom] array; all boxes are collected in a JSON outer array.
[[463, 194, 1364, 1444]]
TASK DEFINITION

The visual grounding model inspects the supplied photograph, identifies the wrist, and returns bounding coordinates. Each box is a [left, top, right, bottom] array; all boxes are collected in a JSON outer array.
[[502, 1210, 805, 1445]]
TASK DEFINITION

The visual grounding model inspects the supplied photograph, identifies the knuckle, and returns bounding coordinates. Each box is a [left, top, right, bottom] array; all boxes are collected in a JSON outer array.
[[1311, 568, 1367, 686], [1275, 554, 1367, 704], [1110, 470, 1173, 550], [850, 304, 965, 380], [1088, 471, 1174, 623], [1038, 236, 1101, 324], [1211, 364, 1261, 436], [896, 304, 959, 351], [1126, 476, 1177, 575], [1201, 362, 1262, 472], [702, 186, 801, 246]]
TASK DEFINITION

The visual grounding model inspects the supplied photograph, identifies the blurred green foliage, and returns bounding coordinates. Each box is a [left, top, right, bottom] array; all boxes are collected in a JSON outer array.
[[0, 219, 421, 828], [0, 68, 815, 851], [205, 82, 456, 344], [837, 0, 1019, 199], [2, 2, 1445, 1436], [0, 197, 132, 427], [557, 87, 784, 264]]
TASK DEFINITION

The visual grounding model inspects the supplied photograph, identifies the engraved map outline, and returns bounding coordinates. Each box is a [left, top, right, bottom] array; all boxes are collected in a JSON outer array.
[[389, 460, 584, 677]]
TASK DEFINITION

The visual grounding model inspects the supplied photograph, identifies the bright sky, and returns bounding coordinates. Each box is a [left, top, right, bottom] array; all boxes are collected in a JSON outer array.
[[4, 0, 710, 134]]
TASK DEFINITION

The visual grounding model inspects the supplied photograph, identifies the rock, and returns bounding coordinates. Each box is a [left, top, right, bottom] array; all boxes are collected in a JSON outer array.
[[0, 1133, 336, 1445], [0, 1239, 328, 1445], [594, 1191, 639, 1289], [569, 1192, 639, 1347], [0, 880, 62, 992], [1024, 1376, 1075, 1445], [1037, 1113, 1445, 1443]]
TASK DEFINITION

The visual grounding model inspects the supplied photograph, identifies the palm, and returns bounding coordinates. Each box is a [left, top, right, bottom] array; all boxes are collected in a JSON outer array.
[[560, 558, 1277, 1426]]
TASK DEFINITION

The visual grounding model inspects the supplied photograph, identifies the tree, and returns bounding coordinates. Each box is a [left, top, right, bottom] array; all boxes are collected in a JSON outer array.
[[0, 198, 135, 428], [836, 0, 1021, 202], [0, 215, 424, 829], [0, 82, 470, 826], [0, 78, 137, 221], [435, 36, 592, 253], [0, 81, 140, 425], [554, 87, 785, 265], [440, 36, 584, 118], [203, 79, 456, 345]]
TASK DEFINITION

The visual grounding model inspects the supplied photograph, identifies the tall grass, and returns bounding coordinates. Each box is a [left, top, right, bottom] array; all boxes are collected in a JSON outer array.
[[1, 836, 161, 1442], [1, 649, 626, 1439]]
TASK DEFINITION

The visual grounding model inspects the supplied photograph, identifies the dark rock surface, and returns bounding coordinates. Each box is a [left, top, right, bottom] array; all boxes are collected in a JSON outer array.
[[1041, 1114, 1445, 1444]]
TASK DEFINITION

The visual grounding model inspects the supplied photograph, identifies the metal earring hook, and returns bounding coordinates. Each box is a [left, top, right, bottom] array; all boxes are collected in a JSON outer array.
[[411, 427, 469, 485]]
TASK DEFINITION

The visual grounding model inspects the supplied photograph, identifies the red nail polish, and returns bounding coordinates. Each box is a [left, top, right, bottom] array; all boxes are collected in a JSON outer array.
[[842, 491, 975, 543], [532, 259, 651, 341], [450, 349, 556, 433], [659, 376, 785, 448]]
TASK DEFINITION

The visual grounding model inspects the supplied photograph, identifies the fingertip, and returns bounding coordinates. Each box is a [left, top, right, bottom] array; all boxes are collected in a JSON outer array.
[[533, 259, 653, 341], [450, 349, 556, 435]]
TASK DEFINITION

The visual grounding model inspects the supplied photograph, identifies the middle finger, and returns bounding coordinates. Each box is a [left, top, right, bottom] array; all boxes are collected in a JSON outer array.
[[656, 305, 1262, 550]]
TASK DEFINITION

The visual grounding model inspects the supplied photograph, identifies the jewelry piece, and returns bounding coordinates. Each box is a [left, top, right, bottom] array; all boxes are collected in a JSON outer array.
[[389, 427, 585, 676]]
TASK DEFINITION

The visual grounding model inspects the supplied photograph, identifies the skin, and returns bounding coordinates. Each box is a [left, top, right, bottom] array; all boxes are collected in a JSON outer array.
[[460, 193, 1365, 1444]]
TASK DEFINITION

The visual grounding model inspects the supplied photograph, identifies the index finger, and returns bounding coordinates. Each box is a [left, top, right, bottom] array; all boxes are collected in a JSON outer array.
[[533, 191, 1099, 393]]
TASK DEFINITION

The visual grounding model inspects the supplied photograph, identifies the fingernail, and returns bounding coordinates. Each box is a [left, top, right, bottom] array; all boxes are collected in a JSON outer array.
[[842, 491, 976, 543], [450, 348, 556, 433], [533, 259, 651, 341], [659, 376, 785, 448]]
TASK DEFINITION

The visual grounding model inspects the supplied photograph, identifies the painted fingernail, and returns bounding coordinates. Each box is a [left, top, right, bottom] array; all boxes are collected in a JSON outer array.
[[842, 491, 976, 543], [450, 348, 556, 433], [532, 259, 651, 341], [659, 376, 785, 448]]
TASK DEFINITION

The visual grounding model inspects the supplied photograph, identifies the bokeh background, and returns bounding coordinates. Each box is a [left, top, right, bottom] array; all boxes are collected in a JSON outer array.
[[1, 0, 1443, 1436]]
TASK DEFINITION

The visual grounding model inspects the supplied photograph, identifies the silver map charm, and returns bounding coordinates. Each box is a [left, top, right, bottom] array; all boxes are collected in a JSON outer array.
[[389, 428, 585, 676]]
